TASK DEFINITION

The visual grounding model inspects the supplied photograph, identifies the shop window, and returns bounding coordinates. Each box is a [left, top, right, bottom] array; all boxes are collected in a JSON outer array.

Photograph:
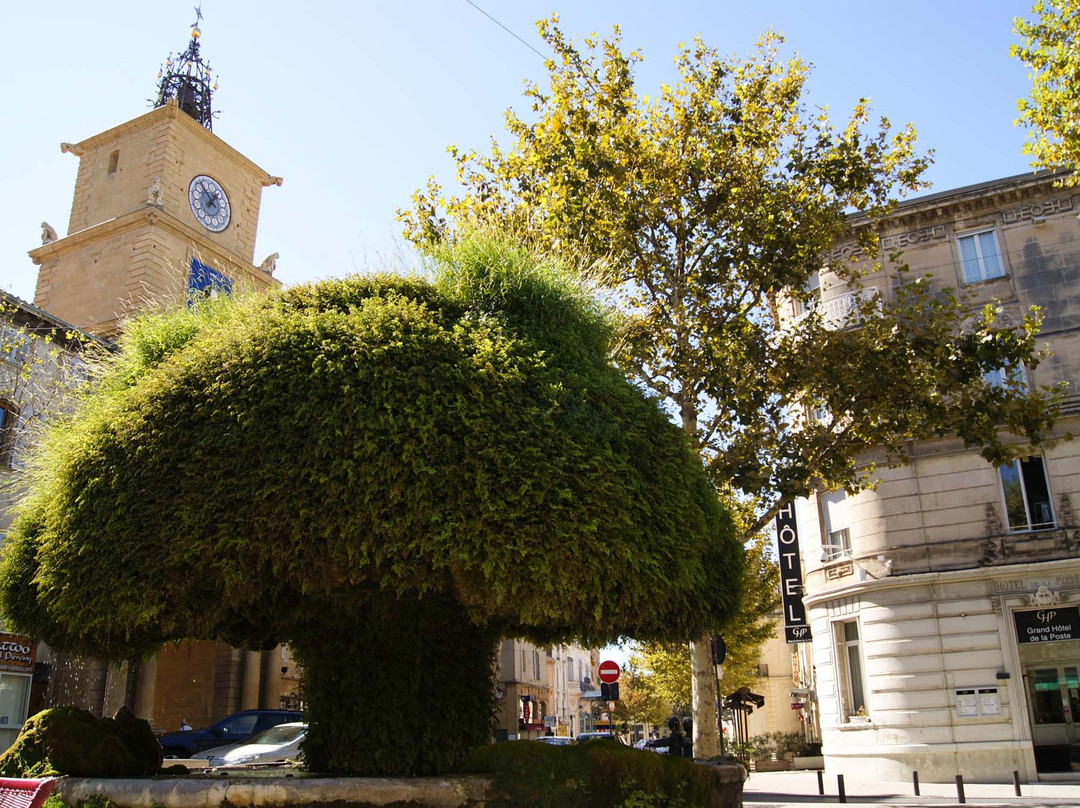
[[957, 228, 1005, 283], [999, 456, 1054, 531], [0, 673, 31, 751], [836, 620, 868, 721]]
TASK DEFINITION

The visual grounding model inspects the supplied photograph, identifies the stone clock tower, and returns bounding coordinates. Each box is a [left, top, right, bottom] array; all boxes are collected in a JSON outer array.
[[29, 19, 282, 338]]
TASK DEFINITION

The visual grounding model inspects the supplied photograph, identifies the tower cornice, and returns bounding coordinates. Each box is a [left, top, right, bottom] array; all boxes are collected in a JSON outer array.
[[61, 100, 282, 188], [29, 205, 279, 291]]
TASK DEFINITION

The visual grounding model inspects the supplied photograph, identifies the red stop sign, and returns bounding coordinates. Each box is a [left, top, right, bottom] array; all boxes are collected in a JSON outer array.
[[598, 660, 620, 684]]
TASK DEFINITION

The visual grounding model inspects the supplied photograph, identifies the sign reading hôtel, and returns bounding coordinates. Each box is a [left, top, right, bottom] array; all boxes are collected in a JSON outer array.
[[0, 633, 34, 673], [775, 501, 812, 644], [1014, 607, 1080, 644]]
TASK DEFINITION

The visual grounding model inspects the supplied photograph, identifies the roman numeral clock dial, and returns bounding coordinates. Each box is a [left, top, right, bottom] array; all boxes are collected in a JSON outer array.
[[188, 174, 231, 232]]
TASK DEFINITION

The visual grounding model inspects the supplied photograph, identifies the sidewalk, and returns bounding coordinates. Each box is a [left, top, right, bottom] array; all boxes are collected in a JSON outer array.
[[743, 769, 1080, 808]]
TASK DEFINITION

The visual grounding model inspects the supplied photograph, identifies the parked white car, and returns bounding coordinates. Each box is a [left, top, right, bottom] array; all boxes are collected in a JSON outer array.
[[200, 722, 306, 767]]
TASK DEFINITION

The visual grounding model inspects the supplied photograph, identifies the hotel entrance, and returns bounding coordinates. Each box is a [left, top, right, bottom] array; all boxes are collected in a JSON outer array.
[[1016, 606, 1080, 772], [1023, 663, 1080, 771]]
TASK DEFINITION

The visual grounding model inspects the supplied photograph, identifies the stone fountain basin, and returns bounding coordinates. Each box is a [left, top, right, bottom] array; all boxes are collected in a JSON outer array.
[[58, 771, 490, 808]]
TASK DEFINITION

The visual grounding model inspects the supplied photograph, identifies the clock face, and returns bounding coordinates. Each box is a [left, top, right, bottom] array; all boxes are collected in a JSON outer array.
[[188, 175, 231, 232]]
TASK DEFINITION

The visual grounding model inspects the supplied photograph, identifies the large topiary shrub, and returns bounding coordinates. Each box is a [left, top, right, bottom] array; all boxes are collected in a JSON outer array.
[[0, 235, 744, 775], [0, 706, 162, 777]]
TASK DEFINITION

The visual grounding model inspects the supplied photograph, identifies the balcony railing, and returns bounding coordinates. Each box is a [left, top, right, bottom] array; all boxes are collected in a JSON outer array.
[[820, 290, 879, 328]]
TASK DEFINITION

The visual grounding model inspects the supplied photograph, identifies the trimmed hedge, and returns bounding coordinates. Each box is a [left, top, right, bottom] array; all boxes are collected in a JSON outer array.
[[463, 740, 730, 808], [0, 235, 744, 774]]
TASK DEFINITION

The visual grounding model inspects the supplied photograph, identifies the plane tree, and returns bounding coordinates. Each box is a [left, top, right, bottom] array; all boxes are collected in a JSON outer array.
[[0, 236, 743, 776], [401, 20, 1065, 756], [1012, 0, 1080, 184]]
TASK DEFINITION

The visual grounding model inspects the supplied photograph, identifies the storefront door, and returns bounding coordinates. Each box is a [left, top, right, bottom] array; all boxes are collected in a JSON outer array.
[[1024, 664, 1080, 772]]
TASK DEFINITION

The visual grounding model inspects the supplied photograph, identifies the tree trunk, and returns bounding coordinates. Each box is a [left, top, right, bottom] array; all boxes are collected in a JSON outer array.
[[690, 635, 719, 758], [679, 398, 720, 759], [290, 590, 500, 775]]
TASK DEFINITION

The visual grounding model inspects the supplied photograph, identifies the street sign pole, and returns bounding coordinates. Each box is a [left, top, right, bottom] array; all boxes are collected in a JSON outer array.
[[598, 660, 620, 734]]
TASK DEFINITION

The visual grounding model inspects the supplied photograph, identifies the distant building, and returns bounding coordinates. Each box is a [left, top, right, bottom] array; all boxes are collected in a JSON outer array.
[[494, 640, 600, 740], [790, 170, 1080, 782], [0, 292, 104, 749], [743, 618, 809, 742]]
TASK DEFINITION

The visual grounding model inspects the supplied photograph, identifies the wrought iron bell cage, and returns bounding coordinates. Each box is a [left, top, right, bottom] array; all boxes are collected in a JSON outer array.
[[154, 15, 217, 131]]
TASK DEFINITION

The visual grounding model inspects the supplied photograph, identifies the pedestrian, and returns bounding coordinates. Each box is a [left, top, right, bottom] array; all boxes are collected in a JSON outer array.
[[179, 717, 192, 731]]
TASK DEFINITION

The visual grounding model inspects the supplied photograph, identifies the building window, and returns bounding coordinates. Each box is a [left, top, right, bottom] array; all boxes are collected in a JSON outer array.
[[0, 401, 17, 468], [533, 650, 540, 680], [821, 489, 851, 561], [999, 456, 1054, 531], [957, 228, 1005, 283], [836, 620, 868, 720], [793, 272, 821, 317], [0, 326, 30, 366], [825, 528, 852, 561], [984, 364, 1026, 390], [567, 657, 574, 682], [520, 648, 527, 678], [107, 150, 120, 174]]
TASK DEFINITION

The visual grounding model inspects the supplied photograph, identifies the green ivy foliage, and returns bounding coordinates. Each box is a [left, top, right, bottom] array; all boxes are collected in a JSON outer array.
[[0, 235, 743, 774]]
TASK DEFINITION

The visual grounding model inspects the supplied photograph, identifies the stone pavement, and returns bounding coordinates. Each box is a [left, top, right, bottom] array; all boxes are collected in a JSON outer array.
[[743, 770, 1080, 808]]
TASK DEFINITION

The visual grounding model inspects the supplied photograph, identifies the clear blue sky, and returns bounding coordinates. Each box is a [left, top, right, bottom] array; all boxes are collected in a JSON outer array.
[[0, 1, 1040, 303]]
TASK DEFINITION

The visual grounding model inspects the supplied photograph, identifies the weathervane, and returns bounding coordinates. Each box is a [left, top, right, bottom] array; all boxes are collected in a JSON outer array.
[[153, 5, 219, 131]]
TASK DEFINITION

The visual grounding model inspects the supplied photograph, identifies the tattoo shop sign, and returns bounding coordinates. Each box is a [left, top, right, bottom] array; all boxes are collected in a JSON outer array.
[[1014, 607, 1080, 644], [0, 634, 34, 674]]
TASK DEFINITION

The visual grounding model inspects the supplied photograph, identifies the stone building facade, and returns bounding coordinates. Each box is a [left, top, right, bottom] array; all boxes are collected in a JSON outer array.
[[744, 620, 808, 742], [792, 170, 1080, 782], [0, 292, 106, 749]]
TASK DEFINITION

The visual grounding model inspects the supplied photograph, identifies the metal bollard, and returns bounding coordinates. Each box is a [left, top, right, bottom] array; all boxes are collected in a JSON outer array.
[[816, 769, 824, 796], [1012, 770, 1021, 797], [837, 773, 846, 804], [955, 774, 966, 804], [912, 770, 920, 796]]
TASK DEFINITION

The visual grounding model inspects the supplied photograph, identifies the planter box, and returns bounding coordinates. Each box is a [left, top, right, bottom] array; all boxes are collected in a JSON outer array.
[[751, 759, 791, 772]]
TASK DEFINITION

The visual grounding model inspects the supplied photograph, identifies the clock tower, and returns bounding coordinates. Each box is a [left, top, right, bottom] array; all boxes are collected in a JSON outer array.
[[29, 17, 282, 338]]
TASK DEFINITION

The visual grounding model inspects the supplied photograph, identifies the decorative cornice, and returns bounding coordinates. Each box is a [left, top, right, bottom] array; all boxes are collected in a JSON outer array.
[[62, 101, 280, 186], [27, 206, 279, 287], [802, 555, 1080, 607]]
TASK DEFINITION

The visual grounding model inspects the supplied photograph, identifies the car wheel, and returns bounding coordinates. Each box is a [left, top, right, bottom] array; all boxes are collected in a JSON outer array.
[[161, 747, 186, 759]]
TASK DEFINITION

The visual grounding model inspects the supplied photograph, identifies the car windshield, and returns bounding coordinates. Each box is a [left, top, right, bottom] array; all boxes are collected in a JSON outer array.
[[245, 724, 306, 745]]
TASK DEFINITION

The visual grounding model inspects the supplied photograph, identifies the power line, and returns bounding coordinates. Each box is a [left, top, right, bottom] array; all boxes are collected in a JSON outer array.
[[463, 0, 549, 62]]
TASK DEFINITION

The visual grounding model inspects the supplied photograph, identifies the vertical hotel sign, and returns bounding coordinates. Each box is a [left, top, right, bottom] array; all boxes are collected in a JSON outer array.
[[776, 501, 812, 643]]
